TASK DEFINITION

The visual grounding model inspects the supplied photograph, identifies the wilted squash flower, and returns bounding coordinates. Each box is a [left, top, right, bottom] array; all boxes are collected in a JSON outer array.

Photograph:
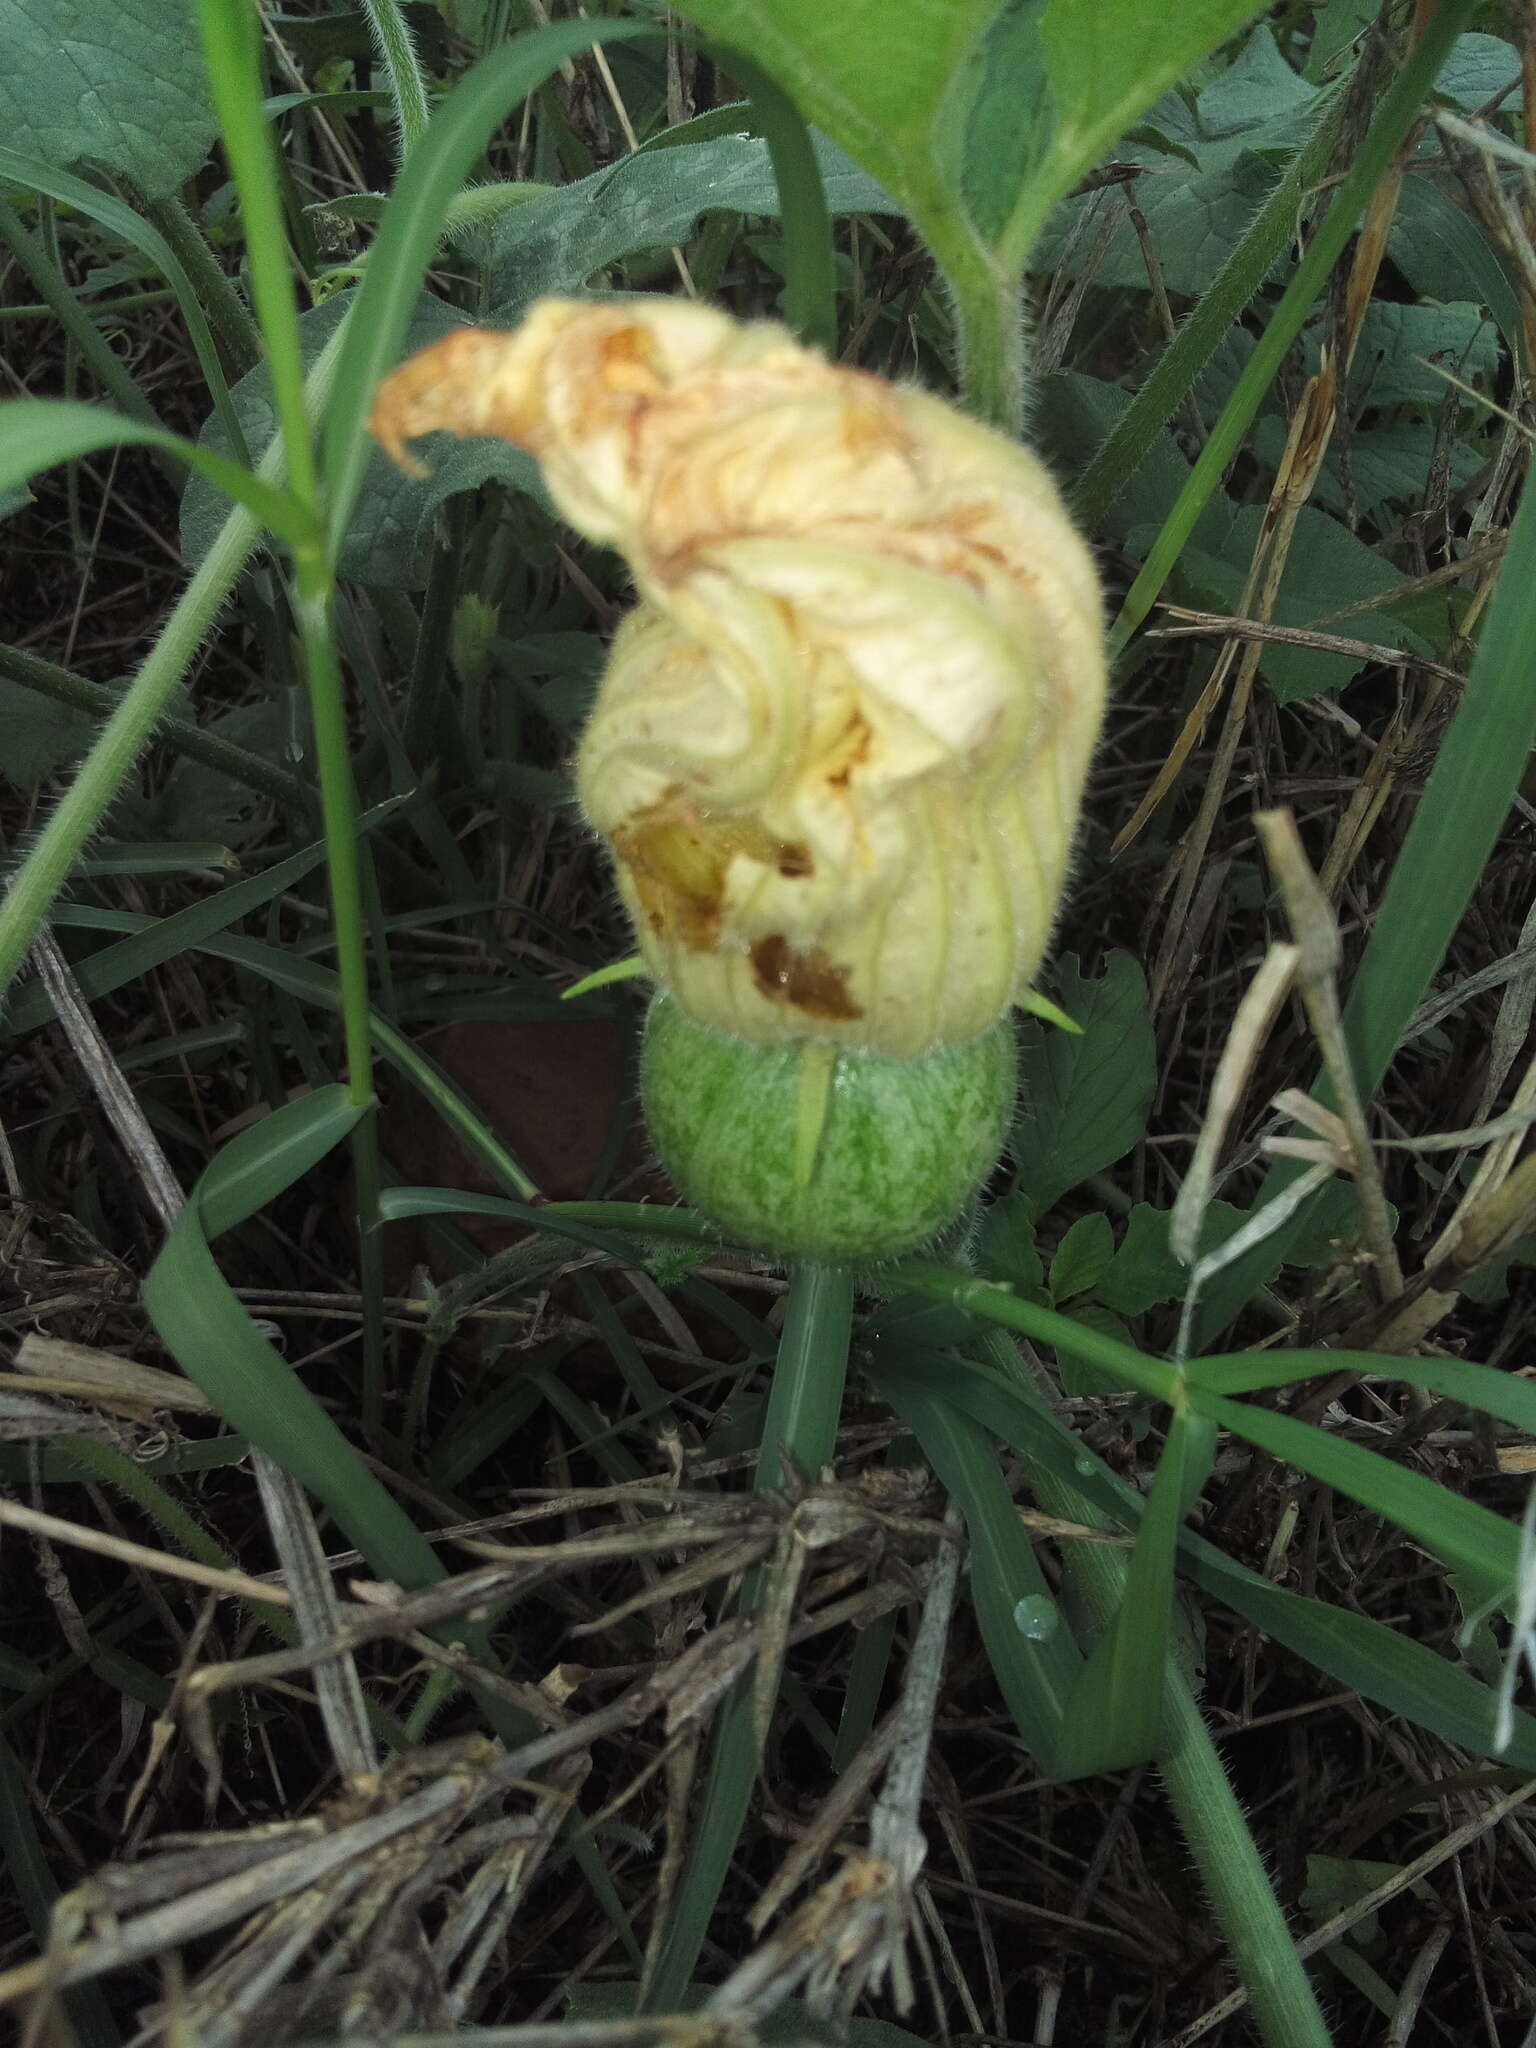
[[370, 298, 1105, 1063]]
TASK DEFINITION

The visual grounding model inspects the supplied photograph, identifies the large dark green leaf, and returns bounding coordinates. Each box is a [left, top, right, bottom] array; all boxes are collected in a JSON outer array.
[[489, 130, 894, 318], [0, 0, 215, 195]]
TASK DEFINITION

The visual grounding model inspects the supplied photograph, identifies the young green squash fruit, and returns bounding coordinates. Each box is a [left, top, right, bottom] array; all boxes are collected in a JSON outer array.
[[641, 993, 1016, 1262]]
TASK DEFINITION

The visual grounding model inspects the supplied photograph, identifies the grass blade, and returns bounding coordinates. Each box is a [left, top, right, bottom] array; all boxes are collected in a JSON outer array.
[[923, 1341, 1536, 1765], [1191, 1389, 1519, 1597], [142, 1087, 451, 1587], [875, 1353, 1079, 1776], [1055, 1404, 1216, 1777], [0, 397, 312, 544], [0, 148, 247, 456], [1070, 77, 1346, 529], [1192, 1347, 1536, 1432]]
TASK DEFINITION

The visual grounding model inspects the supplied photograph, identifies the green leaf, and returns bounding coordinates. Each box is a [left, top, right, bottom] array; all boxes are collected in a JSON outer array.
[[1010, 952, 1155, 1215], [1029, 135, 1279, 298], [1196, 26, 1317, 138], [1435, 31, 1522, 110], [1055, 1405, 1216, 1776], [998, 0, 1273, 265], [1037, 371, 1194, 544], [1387, 172, 1527, 370], [665, 0, 997, 259], [875, 1355, 1079, 1776], [960, 0, 1051, 247], [0, 0, 216, 195], [1049, 1211, 1114, 1303], [1343, 299, 1500, 408], [108, 699, 289, 846], [0, 399, 313, 546], [1460, 1231, 1536, 1305], [974, 1190, 1045, 1295], [1096, 1202, 1200, 1314], [489, 130, 894, 318], [1168, 502, 1436, 703]]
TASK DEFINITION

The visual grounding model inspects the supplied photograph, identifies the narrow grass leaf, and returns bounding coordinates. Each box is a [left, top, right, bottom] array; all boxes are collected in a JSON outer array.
[[1191, 1390, 1518, 1594], [872, 1352, 1080, 1776], [0, 398, 313, 544], [732, 57, 837, 355], [1055, 1405, 1216, 1776], [1192, 1348, 1536, 1435], [32, 907, 540, 1200], [1, 801, 404, 1038], [922, 1343, 1536, 1767], [0, 148, 245, 456], [143, 1087, 445, 1587], [890, 1259, 1179, 1403]]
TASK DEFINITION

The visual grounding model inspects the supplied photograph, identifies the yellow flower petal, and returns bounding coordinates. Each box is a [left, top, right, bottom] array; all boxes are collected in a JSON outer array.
[[370, 298, 1107, 1058]]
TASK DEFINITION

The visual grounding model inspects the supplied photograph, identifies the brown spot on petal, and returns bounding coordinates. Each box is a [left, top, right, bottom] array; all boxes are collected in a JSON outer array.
[[750, 936, 862, 1021], [825, 708, 872, 793], [614, 799, 814, 951]]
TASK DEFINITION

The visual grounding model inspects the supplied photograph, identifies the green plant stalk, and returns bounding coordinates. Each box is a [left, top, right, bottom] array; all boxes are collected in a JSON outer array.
[[0, 644, 306, 809], [362, 0, 433, 161], [201, 0, 386, 1419], [0, 191, 169, 443], [931, 222, 1020, 432], [139, 186, 261, 376], [976, 1334, 1328, 2048], [294, 590, 389, 1439], [1108, 0, 1479, 658], [645, 1261, 854, 2009], [1071, 78, 1349, 530], [197, 0, 318, 514]]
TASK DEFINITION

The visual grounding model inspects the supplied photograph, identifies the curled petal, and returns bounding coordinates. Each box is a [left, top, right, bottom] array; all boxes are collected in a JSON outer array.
[[371, 299, 1107, 1058]]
